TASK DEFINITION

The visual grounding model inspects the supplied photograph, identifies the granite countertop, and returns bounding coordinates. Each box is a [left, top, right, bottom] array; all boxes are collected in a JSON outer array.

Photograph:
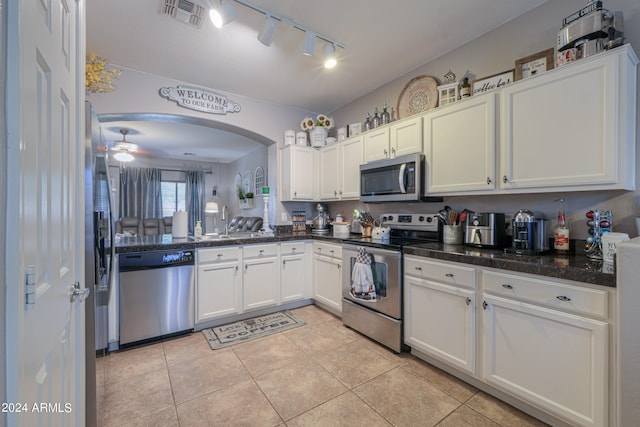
[[404, 242, 614, 288], [113, 233, 615, 288]]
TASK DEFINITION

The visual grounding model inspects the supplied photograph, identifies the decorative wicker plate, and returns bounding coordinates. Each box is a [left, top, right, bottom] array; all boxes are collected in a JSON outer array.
[[396, 75, 439, 119]]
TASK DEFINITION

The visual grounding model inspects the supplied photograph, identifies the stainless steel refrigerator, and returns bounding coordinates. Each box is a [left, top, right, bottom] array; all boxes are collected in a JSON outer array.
[[84, 101, 115, 426]]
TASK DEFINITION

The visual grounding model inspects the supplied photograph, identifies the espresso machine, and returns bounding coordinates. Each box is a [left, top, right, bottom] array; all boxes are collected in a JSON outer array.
[[506, 209, 550, 255], [557, 2, 624, 55]]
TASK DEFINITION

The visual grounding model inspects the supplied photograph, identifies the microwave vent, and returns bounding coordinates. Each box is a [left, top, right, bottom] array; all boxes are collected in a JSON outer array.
[[160, 0, 206, 29]]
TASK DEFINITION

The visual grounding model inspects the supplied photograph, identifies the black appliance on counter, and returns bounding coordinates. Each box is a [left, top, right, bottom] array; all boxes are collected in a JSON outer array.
[[341, 213, 441, 353], [464, 212, 506, 248]]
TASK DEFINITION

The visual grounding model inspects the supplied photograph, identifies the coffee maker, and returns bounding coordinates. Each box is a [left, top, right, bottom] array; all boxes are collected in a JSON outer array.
[[506, 209, 550, 255]]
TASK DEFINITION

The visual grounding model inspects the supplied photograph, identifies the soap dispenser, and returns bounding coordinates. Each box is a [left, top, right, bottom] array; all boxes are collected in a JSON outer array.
[[194, 220, 203, 238]]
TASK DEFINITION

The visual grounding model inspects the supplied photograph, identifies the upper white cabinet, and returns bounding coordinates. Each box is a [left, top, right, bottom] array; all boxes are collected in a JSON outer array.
[[279, 145, 317, 201], [364, 116, 423, 163], [319, 136, 364, 201], [500, 45, 637, 192], [424, 93, 496, 194]]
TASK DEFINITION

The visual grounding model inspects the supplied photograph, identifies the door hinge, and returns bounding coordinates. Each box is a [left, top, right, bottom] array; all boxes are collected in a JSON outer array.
[[25, 265, 36, 311]]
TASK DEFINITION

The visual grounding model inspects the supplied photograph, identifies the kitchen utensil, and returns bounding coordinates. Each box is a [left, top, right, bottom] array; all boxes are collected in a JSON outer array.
[[443, 225, 463, 244]]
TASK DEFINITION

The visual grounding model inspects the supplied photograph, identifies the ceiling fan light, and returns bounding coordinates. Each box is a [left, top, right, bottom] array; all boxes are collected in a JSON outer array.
[[257, 15, 278, 46], [113, 151, 135, 162], [322, 43, 337, 68], [301, 31, 315, 56], [209, 1, 236, 28]]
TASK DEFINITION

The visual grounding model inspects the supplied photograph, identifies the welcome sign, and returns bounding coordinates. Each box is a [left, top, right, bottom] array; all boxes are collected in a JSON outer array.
[[159, 85, 241, 115]]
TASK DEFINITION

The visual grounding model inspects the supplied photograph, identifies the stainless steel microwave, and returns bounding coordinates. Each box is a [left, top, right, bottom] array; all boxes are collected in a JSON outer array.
[[360, 153, 436, 203]]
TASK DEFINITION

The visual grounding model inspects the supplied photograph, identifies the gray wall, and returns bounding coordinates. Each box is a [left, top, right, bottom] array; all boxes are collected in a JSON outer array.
[[0, 0, 7, 423], [327, 0, 640, 238]]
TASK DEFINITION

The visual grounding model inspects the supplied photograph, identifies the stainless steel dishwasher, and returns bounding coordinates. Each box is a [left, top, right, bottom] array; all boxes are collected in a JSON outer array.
[[119, 250, 195, 347]]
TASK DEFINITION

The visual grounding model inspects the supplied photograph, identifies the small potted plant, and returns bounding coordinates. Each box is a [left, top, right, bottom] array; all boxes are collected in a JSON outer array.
[[301, 114, 334, 147], [238, 187, 255, 209]]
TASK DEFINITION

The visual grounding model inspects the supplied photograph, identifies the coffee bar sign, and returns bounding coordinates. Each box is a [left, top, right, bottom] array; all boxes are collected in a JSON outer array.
[[159, 85, 241, 115]]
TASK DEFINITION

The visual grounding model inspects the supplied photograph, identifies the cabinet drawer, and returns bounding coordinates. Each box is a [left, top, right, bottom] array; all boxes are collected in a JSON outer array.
[[198, 247, 241, 263], [313, 242, 342, 259], [243, 243, 278, 259], [405, 256, 475, 288], [483, 270, 608, 318], [280, 242, 306, 256]]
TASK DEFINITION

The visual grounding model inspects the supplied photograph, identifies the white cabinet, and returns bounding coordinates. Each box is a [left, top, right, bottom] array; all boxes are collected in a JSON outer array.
[[424, 94, 496, 194], [242, 244, 279, 311], [280, 242, 310, 303], [364, 116, 423, 163], [312, 242, 342, 315], [481, 270, 609, 427], [500, 45, 637, 192], [319, 136, 364, 201], [279, 145, 317, 201], [404, 257, 476, 374], [196, 247, 242, 323]]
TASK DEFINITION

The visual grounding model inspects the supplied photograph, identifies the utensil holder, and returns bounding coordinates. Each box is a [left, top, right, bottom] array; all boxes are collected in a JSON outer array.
[[443, 225, 463, 244], [362, 225, 372, 237]]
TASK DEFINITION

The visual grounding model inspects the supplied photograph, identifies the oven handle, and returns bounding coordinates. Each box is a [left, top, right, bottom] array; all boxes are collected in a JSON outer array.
[[398, 163, 407, 194]]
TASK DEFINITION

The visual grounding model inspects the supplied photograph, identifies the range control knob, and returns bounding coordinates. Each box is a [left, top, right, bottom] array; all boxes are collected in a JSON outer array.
[[387, 215, 394, 221], [418, 216, 425, 222], [381, 216, 388, 222], [426, 216, 433, 223]]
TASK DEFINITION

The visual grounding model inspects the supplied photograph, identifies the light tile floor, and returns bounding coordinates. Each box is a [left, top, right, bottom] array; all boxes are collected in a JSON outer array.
[[96, 304, 549, 426]]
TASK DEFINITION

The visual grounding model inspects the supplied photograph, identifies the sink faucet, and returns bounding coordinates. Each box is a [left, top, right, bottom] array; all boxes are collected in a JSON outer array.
[[221, 205, 228, 235]]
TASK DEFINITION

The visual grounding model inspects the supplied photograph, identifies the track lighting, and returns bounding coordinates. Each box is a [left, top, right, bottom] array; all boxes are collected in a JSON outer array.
[[257, 15, 278, 46], [301, 30, 316, 56], [208, 0, 344, 67], [322, 43, 337, 69], [209, 0, 236, 28]]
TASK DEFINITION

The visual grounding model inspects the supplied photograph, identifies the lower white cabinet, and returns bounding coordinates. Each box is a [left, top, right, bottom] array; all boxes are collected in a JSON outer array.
[[196, 247, 242, 322], [312, 242, 342, 315], [280, 242, 309, 303], [404, 256, 612, 427], [404, 257, 476, 374], [481, 271, 609, 427], [242, 244, 279, 311]]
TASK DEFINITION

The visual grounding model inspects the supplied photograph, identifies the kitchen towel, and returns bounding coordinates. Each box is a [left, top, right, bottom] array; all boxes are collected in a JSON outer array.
[[172, 211, 188, 238], [350, 247, 377, 302]]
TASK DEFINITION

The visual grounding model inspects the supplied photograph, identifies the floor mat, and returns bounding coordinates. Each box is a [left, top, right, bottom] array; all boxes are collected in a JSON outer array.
[[202, 311, 306, 349]]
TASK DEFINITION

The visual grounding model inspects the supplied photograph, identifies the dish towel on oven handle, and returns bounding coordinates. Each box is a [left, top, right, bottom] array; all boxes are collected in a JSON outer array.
[[350, 247, 377, 302]]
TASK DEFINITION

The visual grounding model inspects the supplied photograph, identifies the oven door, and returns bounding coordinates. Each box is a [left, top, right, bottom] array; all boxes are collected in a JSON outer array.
[[342, 244, 402, 319]]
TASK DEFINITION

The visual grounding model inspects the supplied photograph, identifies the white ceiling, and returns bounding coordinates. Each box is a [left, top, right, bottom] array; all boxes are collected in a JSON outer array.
[[87, 0, 548, 163]]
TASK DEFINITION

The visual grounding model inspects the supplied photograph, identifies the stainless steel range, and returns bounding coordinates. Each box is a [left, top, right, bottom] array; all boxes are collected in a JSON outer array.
[[341, 213, 441, 353]]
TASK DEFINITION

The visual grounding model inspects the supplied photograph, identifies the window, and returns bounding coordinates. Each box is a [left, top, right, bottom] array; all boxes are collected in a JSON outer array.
[[161, 181, 186, 217]]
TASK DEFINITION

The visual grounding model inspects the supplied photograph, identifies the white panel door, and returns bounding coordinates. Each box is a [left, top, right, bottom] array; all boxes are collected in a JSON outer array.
[[5, 0, 85, 425]]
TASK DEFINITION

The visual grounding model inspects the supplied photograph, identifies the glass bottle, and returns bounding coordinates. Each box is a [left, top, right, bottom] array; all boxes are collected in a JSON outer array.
[[381, 102, 391, 125], [372, 107, 381, 128], [554, 198, 570, 254], [460, 77, 471, 98], [364, 113, 372, 131], [194, 220, 203, 238]]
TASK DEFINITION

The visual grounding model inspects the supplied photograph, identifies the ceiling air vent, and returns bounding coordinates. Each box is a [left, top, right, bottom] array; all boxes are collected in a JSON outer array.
[[160, 0, 206, 29]]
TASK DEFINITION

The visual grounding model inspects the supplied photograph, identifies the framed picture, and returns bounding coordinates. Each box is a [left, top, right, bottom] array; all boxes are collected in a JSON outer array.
[[515, 48, 555, 81], [471, 70, 514, 96], [348, 122, 361, 137]]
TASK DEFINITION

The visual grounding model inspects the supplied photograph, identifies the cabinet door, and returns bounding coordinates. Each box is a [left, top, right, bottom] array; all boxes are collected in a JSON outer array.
[[405, 276, 475, 374], [313, 255, 342, 314], [319, 144, 340, 200], [281, 253, 306, 303], [280, 145, 316, 201], [390, 116, 423, 158], [500, 48, 634, 191], [364, 127, 390, 163], [482, 294, 608, 427], [196, 261, 241, 322], [425, 94, 496, 194], [340, 136, 364, 199], [243, 257, 279, 310]]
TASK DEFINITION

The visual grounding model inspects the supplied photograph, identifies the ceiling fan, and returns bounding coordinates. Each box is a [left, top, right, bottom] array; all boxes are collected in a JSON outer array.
[[111, 129, 138, 162]]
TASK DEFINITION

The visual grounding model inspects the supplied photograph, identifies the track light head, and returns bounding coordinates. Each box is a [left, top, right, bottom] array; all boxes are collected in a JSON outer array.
[[209, 1, 236, 28], [322, 43, 337, 69], [301, 30, 316, 56], [257, 15, 278, 46]]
